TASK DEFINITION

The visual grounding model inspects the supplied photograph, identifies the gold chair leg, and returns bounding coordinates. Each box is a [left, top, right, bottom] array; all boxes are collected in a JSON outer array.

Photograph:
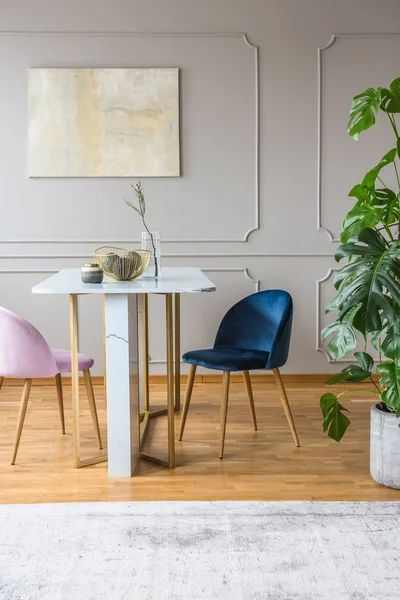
[[55, 374, 66, 434], [69, 294, 107, 468], [243, 371, 258, 431], [11, 378, 32, 465], [83, 369, 103, 449], [219, 371, 231, 459], [0, 376, 4, 392], [272, 367, 300, 447], [178, 364, 196, 440]]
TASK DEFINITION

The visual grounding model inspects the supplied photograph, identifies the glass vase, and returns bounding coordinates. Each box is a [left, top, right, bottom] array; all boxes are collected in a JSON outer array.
[[141, 231, 161, 278]]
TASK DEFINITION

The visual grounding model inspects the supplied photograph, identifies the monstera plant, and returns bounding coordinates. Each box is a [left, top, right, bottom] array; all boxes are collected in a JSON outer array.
[[320, 76, 400, 443]]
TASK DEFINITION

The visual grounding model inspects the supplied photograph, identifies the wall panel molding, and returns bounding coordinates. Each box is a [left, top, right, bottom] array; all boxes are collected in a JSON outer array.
[[0, 30, 259, 244], [0, 252, 333, 259], [317, 32, 400, 243], [316, 268, 335, 362]]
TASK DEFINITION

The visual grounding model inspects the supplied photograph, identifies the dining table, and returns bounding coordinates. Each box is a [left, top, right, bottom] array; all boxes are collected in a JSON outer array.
[[32, 267, 216, 477]]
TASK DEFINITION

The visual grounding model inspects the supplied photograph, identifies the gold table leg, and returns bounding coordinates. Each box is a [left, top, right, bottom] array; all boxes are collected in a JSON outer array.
[[142, 294, 150, 412], [102, 295, 107, 409], [166, 293, 175, 467], [139, 292, 177, 468], [69, 294, 107, 469], [174, 293, 181, 411]]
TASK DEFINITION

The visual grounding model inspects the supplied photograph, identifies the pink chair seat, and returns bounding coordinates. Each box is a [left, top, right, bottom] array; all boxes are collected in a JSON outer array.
[[51, 349, 94, 373]]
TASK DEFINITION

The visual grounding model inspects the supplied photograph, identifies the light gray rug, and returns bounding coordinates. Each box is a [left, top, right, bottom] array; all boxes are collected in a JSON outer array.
[[0, 501, 399, 599]]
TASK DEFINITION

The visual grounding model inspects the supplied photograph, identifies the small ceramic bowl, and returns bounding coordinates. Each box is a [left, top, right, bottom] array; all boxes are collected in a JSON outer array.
[[81, 263, 104, 284]]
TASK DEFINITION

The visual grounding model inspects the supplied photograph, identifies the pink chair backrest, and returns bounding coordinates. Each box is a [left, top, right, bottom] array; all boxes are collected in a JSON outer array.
[[0, 306, 58, 378]]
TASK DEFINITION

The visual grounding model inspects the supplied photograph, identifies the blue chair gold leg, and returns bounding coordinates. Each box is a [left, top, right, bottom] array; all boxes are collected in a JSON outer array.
[[272, 368, 299, 447], [179, 364, 196, 441], [243, 371, 258, 431], [219, 371, 231, 459]]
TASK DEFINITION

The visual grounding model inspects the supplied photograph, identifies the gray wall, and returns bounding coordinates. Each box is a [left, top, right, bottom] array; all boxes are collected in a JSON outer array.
[[1, 0, 400, 374]]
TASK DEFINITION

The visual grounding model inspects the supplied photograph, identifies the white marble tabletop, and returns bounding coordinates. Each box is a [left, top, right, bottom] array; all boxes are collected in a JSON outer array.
[[32, 267, 216, 295]]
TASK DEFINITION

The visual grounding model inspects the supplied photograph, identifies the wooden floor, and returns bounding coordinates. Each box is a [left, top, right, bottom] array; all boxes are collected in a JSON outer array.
[[0, 380, 399, 503]]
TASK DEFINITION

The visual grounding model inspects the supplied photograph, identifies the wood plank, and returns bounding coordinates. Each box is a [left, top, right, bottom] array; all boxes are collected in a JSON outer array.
[[3, 373, 381, 386], [0, 380, 396, 503]]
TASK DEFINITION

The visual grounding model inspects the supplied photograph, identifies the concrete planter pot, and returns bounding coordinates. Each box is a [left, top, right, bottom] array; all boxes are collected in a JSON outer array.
[[370, 404, 400, 489]]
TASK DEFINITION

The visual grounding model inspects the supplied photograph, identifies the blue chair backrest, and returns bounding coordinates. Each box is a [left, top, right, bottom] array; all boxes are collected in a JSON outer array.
[[213, 290, 293, 370]]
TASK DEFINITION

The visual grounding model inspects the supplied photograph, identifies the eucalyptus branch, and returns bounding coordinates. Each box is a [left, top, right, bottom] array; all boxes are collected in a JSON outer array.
[[141, 218, 158, 277], [125, 182, 159, 277]]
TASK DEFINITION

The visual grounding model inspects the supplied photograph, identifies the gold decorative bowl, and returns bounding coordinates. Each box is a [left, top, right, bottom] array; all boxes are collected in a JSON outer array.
[[94, 247, 151, 281]]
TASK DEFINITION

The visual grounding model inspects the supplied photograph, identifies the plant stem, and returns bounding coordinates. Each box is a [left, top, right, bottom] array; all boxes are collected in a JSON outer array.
[[392, 159, 400, 240], [375, 224, 395, 241], [377, 176, 388, 188], [385, 113, 400, 238], [384, 225, 395, 242], [388, 112, 399, 139], [369, 376, 381, 396], [142, 217, 158, 277], [393, 160, 400, 189]]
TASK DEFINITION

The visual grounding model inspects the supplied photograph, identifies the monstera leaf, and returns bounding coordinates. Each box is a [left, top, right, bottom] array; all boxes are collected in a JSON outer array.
[[380, 77, 400, 113], [321, 303, 360, 360], [376, 360, 400, 412], [361, 149, 397, 187], [348, 184, 374, 204], [347, 87, 381, 139], [376, 316, 400, 362], [341, 186, 400, 244], [321, 75, 400, 441], [320, 393, 351, 442], [325, 351, 373, 384], [333, 228, 400, 335], [372, 188, 400, 226], [340, 204, 381, 244]]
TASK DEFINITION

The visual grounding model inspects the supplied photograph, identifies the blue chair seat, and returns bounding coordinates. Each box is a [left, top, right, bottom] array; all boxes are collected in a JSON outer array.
[[183, 348, 270, 372]]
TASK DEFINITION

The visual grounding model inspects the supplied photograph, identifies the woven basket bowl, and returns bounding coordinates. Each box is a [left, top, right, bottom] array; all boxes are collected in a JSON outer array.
[[94, 247, 151, 281]]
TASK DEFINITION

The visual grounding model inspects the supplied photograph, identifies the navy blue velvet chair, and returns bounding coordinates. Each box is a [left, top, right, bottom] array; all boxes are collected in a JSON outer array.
[[179, 289, 299, 458]]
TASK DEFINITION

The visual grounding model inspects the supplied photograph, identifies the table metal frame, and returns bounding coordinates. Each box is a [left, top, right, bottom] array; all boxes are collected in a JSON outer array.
[[68, 291, 181, 470]]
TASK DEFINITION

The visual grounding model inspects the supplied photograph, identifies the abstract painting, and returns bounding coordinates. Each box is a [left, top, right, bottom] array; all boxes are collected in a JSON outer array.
[[28, 68, 180, 177]]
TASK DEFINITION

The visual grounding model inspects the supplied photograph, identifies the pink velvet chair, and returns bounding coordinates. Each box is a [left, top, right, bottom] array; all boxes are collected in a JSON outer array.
[[0, 306, 102, 464]]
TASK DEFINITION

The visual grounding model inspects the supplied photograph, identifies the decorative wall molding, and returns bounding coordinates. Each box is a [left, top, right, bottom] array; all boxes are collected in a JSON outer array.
[[317, 32, 400, 243], [0, 252, 333, 259], [316, 268, 335, 362], [0, 30, 260, 244], [317, 35, 338, 244]]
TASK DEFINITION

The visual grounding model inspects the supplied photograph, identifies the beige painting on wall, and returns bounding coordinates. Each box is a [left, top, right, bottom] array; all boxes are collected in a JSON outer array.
[[28, 68, 180, 177]]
